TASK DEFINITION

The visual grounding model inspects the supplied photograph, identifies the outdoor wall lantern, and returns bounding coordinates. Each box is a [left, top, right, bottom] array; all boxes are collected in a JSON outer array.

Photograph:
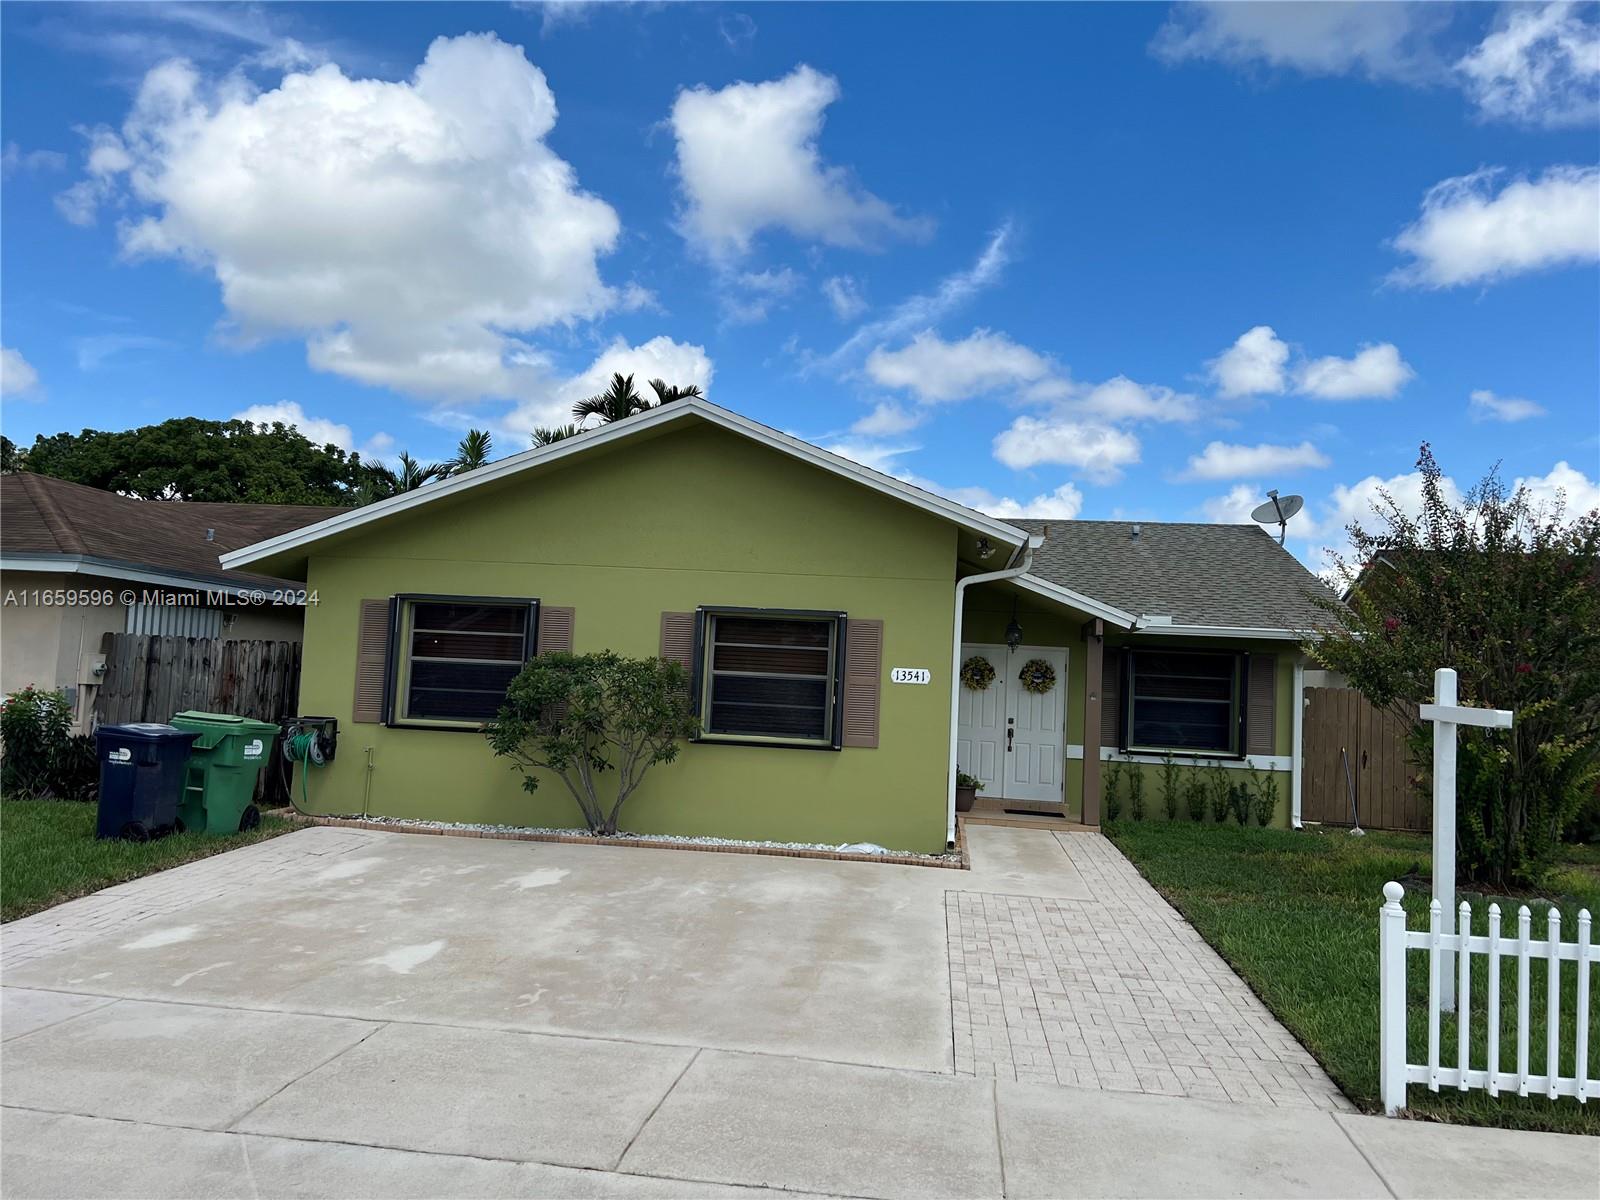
[[1005, 596, 1023, 650]]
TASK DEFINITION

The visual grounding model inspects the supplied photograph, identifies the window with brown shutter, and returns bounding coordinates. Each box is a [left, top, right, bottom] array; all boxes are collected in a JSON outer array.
[[840, 618, 882, 749], [388, 595, 537, 727], [353, 598, 394, 724], [694, 608, 845, 748], [1246, 653, 1277, 756], [537, 605, 576, 655], [1125, 648, 1244, 755]]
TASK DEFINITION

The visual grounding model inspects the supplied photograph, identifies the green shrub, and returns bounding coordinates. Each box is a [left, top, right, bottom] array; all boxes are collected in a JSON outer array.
[[1230, 782, 1251, 826], [1160, 753, 1180, 820], [1250, 767, 1277, 827], [0, 687, 94, 800], [1184, 775, 1207, 821], [487, 652, 698, 835], [1128, 767, 1146, 821], [1103, 760, 1122, 821], [1207, 763, 1231, 822]]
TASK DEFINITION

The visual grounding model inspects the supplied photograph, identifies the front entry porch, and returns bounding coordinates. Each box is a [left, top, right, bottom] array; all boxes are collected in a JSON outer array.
[[956, 642, 1069, 813]]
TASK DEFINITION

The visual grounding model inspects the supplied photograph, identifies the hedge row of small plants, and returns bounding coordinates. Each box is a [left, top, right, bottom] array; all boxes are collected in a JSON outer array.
[[1103, 753, 1277, 826]]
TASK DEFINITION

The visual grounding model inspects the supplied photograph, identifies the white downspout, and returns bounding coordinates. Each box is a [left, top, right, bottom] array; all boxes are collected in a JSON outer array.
[[1290, 658, 1305, 828], [946, 533, 1044, 848]]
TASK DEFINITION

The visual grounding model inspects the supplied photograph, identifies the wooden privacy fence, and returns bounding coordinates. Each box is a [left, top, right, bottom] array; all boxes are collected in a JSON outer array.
[[1379, 881, 1595, 1115], [1302, 686, 1424, 831], [92, 635, 302, 805]]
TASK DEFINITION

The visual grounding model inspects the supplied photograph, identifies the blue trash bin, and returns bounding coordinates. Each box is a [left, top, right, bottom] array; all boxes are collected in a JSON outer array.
[[95, 723, 200, 841]]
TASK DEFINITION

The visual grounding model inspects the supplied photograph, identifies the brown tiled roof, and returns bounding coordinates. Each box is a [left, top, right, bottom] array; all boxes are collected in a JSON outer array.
[[1009, 518, 1341, 632], [1, 473, 349, 590]]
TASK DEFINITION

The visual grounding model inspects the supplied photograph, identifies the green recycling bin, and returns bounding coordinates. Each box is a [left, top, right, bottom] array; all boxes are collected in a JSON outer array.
[[170, 711, 280, 834]]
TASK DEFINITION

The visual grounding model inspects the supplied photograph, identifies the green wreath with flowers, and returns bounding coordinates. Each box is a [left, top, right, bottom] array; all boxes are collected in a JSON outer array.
[[1018, 658, 1057, 695], [960, 655, 997, 691]]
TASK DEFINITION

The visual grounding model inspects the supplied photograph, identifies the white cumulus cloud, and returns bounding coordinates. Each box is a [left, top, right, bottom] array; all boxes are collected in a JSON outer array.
[[1183, 441, 1331, 481], [1209, 325, 1289, 398], [1069, 376, 1198, 423], [58, 34, 625, 402], [865, 329, 1054, 403], [1389, 165, 1600, 288], [1295, 343, 1414, 400], [0, 346, 40, 396], [1468, 389, 1547, 423], [1456, 2, 1600, 128], [948, 481, 1085, 521], [1515, 461, 1600, 517], [670, 65, 928, 262], [1200, 483, 1268, 525], [991, 416, 1141, 484]]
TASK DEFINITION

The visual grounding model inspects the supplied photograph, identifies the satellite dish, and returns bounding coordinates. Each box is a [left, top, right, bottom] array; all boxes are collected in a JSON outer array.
[[1250, 490, 1304, 545]]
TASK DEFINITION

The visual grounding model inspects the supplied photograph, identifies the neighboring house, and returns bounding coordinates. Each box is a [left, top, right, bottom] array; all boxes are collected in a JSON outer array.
[[1, 472, 344, 726], [224, 400, 1338, 853]]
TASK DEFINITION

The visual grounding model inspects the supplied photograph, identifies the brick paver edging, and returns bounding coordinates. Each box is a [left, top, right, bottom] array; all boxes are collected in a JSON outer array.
[[294, 812, 971, 870]]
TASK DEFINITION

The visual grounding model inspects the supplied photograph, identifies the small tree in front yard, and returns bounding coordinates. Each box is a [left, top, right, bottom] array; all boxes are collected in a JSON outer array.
[[1310, 444, 1600, 888], [486, 652, 699, 836]]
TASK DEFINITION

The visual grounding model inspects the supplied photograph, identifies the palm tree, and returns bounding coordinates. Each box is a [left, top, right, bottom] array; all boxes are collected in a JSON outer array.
[[648, 379, 704, 406], [532, 424, 581, 447], [572, 373, 649, 426], [396, 451, 448, 492], [448, 429, 493, 475]]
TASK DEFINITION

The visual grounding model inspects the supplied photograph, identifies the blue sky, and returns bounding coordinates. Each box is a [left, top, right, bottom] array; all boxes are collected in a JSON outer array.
[[2, 1, 1597, 572]]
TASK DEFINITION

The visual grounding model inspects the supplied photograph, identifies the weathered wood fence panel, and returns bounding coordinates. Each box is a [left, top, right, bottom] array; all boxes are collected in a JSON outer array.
[[93, 636, 302, 805], [1303, 686, 1425, 831]]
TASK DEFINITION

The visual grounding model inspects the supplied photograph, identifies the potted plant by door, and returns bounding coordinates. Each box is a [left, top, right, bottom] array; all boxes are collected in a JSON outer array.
[[956, 770, 984, 813]]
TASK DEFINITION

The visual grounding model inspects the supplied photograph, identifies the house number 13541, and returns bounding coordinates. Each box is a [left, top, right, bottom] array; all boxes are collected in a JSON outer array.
[[890, 668, 931, 684]]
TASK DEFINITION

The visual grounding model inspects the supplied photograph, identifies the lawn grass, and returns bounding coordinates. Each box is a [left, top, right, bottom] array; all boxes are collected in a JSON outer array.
[[1104, 820, 1599, 1135], [1, 798, 294, 923]]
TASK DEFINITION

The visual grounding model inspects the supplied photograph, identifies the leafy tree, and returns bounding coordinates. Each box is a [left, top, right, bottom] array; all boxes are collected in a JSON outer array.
[[1310, 444, 1600, 887], [18, 418, 365, 504], [447, 429, 493, 475], [532, 424, 581, 447], [394, 452, 447, 492], [487, 652, 699, 836], [1, 435, 19, 473]]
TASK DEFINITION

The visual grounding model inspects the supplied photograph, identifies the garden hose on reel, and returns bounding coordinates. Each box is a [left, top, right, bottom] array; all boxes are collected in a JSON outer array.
[[280, 717, 338, 810]]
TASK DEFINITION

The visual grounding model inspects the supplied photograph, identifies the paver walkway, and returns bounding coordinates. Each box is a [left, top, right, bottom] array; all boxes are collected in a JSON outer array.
[[949, 830, 1350, 1109]]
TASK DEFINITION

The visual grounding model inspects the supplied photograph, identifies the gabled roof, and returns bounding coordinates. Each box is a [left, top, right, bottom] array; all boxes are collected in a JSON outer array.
[[1, 472, 347, 592], [223, 398, 1033, 571], [1012, 519, 1339, 636]]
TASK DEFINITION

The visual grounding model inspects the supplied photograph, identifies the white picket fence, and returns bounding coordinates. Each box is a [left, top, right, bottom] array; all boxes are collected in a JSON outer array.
[[1379, 881, 1597, 1115]]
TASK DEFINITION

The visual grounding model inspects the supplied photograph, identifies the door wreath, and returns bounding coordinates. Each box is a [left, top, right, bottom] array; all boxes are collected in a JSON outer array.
[[1018, 657, 1056, 694], [960, 655, 996, 691]]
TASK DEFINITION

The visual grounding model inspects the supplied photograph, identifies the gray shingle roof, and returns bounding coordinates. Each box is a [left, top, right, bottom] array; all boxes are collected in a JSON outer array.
[[1009, 519, 1339, 632]]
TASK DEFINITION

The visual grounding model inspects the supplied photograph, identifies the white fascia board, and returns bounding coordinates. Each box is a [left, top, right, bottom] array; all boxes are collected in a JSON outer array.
[[222, 398, 1031, 570], [1012, 573, 1136, 628], [0, 554, 294, 601], [1129, 622, 1309, 641]]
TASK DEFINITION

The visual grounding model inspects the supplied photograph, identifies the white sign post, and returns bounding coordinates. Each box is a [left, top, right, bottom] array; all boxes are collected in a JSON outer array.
[[1418, 666, 1513, 1012]]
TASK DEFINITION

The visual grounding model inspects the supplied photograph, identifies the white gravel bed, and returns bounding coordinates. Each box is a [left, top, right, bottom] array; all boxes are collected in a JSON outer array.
[[332, 814, 960, 864]]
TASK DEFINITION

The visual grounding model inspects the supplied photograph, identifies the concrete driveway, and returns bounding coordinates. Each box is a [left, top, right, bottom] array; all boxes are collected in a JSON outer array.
[[2, 824, 1594, 1199]]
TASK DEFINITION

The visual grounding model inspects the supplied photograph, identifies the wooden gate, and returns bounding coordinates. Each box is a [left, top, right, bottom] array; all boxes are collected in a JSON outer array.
[[92, 635, 303, 805], [1302, 687, 1425, 830]]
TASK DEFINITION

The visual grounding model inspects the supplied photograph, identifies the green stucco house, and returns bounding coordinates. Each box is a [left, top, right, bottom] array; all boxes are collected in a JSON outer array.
[[225, 400, 1336, 854]]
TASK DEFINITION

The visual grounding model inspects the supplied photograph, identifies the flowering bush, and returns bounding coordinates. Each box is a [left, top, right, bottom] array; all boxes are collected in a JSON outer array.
[[1312, 444, 1600, 887]]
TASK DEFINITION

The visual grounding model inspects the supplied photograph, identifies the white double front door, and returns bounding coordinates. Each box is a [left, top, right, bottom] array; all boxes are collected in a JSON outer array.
[[955, 643, 1068, 806]]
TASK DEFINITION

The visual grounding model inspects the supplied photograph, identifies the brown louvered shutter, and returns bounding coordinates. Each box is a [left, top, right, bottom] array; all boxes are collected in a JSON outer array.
[[660, 612, 695, 669], [1100, 648, 1122, 747], [537, 605, 575, 655], [353, 598, 393, 724], [840, 618, 883, 749], [1246, 653, 1277, 755]]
